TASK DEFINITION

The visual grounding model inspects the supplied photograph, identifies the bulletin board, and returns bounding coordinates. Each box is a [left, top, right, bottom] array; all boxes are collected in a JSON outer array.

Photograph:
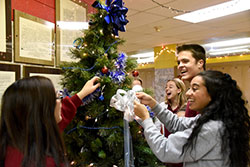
[[23, 66, 63, 91], [14, 10, 55, 66], [56, 0, 88, 65], [0, 0, 12, 61], [0, 63, 21, 104]]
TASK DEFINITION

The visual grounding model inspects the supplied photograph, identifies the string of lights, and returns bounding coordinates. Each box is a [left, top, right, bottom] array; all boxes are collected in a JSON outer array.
[[62, 40, 118, 71], [151, 0, 190, 13], [65, 107, 122, 135]]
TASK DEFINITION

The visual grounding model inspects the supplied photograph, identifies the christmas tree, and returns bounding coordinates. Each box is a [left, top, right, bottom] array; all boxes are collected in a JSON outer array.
[[60, 0, 162, 166]]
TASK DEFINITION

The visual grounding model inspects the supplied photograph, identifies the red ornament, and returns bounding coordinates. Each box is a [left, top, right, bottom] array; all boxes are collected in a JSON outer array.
[[132, 70, 139, 77], [101, 66, 109, 74]]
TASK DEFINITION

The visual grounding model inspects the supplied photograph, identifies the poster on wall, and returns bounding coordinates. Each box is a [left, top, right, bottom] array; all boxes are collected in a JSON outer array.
[[56, 0, 88, 65], [14, 10, 55, 66], [23, 66, 63, 91], [0, 0, 12, 61], [0, 64, 21, 105]]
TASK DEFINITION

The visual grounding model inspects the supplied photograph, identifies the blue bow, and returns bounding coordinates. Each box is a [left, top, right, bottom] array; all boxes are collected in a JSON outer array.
[[92, 0, 129, 36]]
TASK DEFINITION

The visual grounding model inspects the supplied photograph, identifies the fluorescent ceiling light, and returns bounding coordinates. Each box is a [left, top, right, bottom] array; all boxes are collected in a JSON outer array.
[[129, 51, 154, 63], [136, 57, 154, 64], [209, 48, 249, 55], [130, 51, 154, 58], [207, 45, 250, 53], [174, 0, 250, 23], [203, 37, 250, 47], [57, 21, 89, 30]]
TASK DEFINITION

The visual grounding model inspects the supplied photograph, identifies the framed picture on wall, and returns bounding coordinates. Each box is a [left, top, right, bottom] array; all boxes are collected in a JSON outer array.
[[0, 0, 12, 61], [0, 64, 20, 104], [56, 0, 88, 66], [23, 66, 63, 91], [14, 10, 55, 66]]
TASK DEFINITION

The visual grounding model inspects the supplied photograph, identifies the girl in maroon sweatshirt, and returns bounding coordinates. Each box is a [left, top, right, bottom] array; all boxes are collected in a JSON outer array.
[[0, 76, 100, 167]]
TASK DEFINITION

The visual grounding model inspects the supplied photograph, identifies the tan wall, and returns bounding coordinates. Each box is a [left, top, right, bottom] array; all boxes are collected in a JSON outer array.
[[138, 61, 250, 115], [207, 61, 250, 113], [137, 68, 155, 90]]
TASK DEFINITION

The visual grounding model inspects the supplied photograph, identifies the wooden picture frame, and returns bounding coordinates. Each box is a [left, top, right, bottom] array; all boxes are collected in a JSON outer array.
[[0, 63, 20, 104], [0, 0, 12, 61], [23, 66, 63, 91], [14, 10, 55, 66], [56, 0, 88, 66]]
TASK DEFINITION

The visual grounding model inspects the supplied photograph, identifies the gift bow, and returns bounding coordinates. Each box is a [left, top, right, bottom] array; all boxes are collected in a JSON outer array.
[[92, 0, 129, 36], [110, 89, 139, 122]]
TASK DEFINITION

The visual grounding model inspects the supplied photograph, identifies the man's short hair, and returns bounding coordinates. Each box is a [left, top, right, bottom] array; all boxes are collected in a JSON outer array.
[[176, 44, 206, 70], [133, 77, 143, 85]]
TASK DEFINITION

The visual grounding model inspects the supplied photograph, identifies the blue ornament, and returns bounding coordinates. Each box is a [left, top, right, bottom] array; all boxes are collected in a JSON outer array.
[[99, 94, 104, 101], [73, 37, 84, 49]]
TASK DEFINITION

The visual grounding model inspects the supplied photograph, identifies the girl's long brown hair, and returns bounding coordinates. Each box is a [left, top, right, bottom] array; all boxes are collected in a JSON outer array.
[[0, 76, 67, 167], [165, 78, 187, 109]]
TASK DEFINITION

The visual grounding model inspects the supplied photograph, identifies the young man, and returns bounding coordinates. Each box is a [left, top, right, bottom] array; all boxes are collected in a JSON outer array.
[[132, 77, 143, 87], [176, 44, 206, 117], [132, 77, 143, 92]]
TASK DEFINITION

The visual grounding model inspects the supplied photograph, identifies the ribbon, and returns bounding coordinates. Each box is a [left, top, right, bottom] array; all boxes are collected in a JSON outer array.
[[110, 89, 139, 122], [110, 89, 136, 167], [92, 0, 129, 36]]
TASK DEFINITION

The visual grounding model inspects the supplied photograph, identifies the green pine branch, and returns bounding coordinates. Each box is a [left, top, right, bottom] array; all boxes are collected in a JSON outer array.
[[61, 5, 162, 167]]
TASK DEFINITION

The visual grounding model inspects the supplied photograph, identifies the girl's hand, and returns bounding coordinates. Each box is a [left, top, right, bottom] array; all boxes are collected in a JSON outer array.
[[136, 92, 157, 108], [134, 101, 150, 121], [77, 76, 101, 99]]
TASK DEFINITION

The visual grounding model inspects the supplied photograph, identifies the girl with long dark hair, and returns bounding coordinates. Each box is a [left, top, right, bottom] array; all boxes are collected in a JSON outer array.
[[134, 70, 250, 167], [0, 76, 100, 167]]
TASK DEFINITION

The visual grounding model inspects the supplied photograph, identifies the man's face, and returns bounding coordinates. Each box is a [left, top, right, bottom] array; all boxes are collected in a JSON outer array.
[[177, 51, 203, 82]]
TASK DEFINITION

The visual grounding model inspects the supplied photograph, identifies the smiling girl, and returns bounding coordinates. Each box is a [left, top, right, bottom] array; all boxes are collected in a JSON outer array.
[[157, 78, 186, 167], [134, 70, 250, 167], [161, 78, 186, 117]]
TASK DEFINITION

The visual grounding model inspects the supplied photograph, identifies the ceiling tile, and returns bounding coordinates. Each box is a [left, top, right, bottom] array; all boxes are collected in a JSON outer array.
[[167, 0, 229, 11], [117, 0, 250, 53], [124, 0, 157, 11], [145, 5, 177, 17], [126, 12, 165, 29]]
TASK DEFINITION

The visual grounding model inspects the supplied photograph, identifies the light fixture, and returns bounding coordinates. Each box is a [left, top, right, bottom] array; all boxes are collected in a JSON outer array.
[[203, 37, 250, 56], [129, 51, 154, 58], [203, 37, 250, 47], [129, 51, 154, 63], [154, 26, 161, 32], [207, 45, 250, 52], [174, 0, 250, 23], [209, 48, 250, 56]]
